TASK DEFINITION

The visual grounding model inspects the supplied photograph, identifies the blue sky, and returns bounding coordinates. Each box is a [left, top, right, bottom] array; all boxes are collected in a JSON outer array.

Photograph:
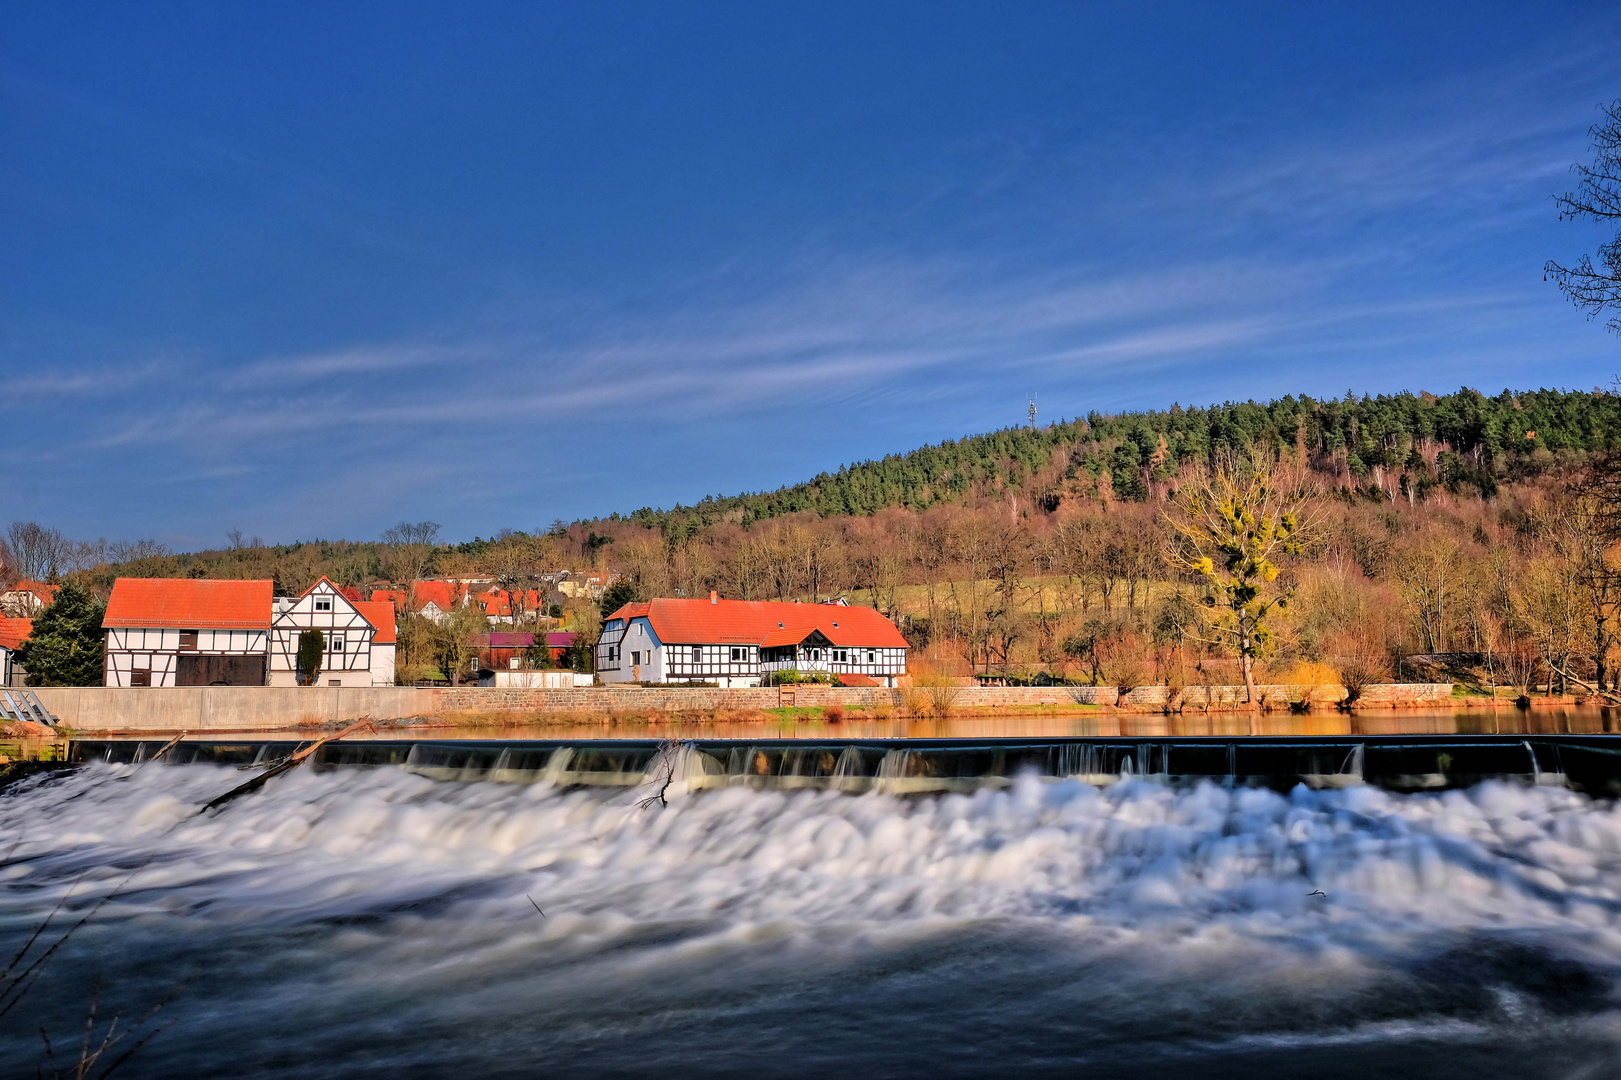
[[3, 2, 1620, 547]]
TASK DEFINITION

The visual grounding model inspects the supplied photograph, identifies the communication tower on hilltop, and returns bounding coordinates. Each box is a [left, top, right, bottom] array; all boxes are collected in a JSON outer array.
[[1027, 394, 1038, 429]]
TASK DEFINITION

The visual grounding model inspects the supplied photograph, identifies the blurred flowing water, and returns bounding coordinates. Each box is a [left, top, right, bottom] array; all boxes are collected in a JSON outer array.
[[5, 762, 1621, 1078]]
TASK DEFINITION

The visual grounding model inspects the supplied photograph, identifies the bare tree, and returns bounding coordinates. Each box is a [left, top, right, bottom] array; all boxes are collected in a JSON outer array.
[[380, 520, 441, 584], [1546, 99, 1621, 334], [5, 522, 69, 581]]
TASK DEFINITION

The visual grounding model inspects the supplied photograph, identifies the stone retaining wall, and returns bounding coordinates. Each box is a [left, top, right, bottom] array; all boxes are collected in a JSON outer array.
[[31, 681, 1451, 732], [1118, 683, 1454, 708]]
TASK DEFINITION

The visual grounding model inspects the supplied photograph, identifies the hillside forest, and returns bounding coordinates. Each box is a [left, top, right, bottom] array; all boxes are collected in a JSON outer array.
[[9, 386, 1621, 694]]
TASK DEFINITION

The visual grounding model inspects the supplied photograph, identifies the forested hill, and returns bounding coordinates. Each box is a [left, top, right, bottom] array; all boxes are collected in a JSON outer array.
[[610, 387, 1621, 529]]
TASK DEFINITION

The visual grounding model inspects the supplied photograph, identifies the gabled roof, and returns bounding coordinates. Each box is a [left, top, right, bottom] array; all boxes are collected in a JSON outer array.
[[0, 617, 31, 651], [603, 602, 650, 626], [352, 601, 397, 644], [605, 598, 908, 648], [104, 578, 274, 629], [760, 626, 824, 648]]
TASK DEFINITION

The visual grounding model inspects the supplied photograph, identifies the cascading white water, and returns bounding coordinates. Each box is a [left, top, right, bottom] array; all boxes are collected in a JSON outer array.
[[4, 762, 1621, 1078]]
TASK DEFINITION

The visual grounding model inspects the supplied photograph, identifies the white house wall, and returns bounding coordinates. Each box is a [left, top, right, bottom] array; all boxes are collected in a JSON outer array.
[[595, 617, 665, 684]]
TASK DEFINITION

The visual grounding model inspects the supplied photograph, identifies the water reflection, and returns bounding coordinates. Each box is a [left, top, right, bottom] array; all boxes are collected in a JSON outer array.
[[177, 705, 1621, 742]]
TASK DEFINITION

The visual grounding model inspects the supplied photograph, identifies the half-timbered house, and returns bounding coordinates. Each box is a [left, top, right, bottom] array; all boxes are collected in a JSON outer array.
[[596, 593, 908, 687], [0, 581, 57, 618], [269, 578, 396, 686], [102, 578, 274, 687]]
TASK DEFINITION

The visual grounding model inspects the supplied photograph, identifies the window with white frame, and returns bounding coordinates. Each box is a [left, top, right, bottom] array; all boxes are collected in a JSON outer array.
[[315, 597, 332, 612], [692, 645, 703, 665], [730, 647, 742, 661], [866, 650, 876, 664], [331, 635, 345, 653]]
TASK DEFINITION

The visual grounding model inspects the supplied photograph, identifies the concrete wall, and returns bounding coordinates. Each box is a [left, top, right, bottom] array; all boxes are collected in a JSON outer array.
[[32, 681, 1452, 733], [34, 686, 433, 732]]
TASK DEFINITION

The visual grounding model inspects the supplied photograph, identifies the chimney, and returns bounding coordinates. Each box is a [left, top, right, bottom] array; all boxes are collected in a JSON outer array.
[[709, 591, 718, 605]]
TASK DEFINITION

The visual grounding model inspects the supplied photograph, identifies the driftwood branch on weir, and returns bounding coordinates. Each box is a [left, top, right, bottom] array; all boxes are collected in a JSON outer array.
[[198, 718, 375, 815]]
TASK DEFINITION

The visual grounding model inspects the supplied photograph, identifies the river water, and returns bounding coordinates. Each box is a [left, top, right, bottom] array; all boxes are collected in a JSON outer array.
[[4, 759, 1621, 1078]]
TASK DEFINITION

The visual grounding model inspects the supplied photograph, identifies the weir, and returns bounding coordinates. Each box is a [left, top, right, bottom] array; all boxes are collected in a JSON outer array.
[[66, 734, 1621, 795]]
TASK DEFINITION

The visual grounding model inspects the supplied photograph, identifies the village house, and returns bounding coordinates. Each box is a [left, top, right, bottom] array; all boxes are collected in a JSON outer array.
[[103, 578, 275, 687], [0, 581, 57, 618], [269, 577, 397, 687], [0, 617, 30, 687], [371, 581, 472, 624], [597, 594, 908, 688], [472, 587, 545, 624], [555, 570, 610, 601]]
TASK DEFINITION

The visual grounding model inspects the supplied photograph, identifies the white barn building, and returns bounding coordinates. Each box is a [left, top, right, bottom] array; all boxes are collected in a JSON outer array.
[[269, 577, 396, 687], [597, 594, 908, 687], [102, 578, 274, 687]]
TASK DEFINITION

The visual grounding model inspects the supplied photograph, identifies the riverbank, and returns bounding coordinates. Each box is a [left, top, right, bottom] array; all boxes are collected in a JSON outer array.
[[28, 682, 1475, 735]]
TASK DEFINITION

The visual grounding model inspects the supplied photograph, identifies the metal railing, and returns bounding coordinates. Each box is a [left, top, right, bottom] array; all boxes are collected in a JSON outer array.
[[0, 688, 57, 726]]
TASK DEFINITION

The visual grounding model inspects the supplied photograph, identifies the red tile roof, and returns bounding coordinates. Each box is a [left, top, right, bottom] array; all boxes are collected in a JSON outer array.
[[0, 617, 31, 651], [606, 598, 907, 648], [473, 588, 544, 618], [836, 673, 881, 687], [352, 601, 397, 645], [372, 581, 470, 614], [104, 578, 274, 629]]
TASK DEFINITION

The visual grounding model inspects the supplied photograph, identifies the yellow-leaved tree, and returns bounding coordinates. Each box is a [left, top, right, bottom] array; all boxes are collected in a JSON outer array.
[[1167, 453, 1319, 704]]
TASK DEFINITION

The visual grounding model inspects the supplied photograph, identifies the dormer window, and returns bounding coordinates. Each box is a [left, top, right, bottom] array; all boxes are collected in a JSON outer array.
[[315, 598, 332, 612]]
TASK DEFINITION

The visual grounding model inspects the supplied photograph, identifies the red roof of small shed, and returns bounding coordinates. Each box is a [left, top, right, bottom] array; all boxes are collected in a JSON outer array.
[[104, 578, 274, 629]]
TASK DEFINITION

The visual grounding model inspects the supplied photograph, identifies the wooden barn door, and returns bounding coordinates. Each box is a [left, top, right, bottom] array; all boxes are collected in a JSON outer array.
[[177, 655, 267, 686]]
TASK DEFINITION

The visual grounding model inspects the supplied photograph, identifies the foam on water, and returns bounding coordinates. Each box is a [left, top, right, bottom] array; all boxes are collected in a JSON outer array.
[[4, 762, 1621, 1078]]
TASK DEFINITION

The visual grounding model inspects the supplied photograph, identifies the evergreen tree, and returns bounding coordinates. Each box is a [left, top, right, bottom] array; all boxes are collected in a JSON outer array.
[[17, 580, 105, 687], [598, 579, 639, 619], [563, 635, 595, 673], [296, 629, 325, 686]]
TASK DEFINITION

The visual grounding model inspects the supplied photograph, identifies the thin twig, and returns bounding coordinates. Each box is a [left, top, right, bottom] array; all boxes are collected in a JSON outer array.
[[637, 743, 678, 809], [1, 870, 87, 987], [0, 862, 149, 1020]]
